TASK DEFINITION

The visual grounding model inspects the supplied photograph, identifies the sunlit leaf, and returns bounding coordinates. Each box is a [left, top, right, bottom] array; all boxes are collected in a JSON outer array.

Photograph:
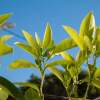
[[0, 35, 13, 42], [24, 88, 41, 100], [15, 42, 38, 57], [0, 13, 12, 25], [0, 42, 13, 56], [60, 51, 74, 64], [95, 27, 100, 56], [35, 32, 41, 47], [63, 26, 84, 50], [0, 76, 24, 100], [0, 86, 9, 100], [15, 82, 39, 93], [80, 12, 95, 40], [46, 59, 68, 68], [9, 59, 36, 69], [48, 66, 64, 83], [92, 68, 100, 89], [53, 38, 76, 54], [42, 23, 52, 48], [22, 30, 40, 56]]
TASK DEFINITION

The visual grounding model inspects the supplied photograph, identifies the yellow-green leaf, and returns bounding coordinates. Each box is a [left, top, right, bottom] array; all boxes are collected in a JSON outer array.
[[46, 59, 68, 68], [9, 59, 36, 69], [15, 82, 39, 93], [0, 35, 13, 42], [80, 12, 95, 40], [48, 66, 64, 83], [92, 68, 100, 89], [60, 51, 74, 64], [0, 13, 12, 25], [53, 38, 76, 54], [63, 26, 84, 50], [15, 42, 38, 57], [0, 42, 13, 56], [42, 23, 52, 48], [35, 32, 41, 47]]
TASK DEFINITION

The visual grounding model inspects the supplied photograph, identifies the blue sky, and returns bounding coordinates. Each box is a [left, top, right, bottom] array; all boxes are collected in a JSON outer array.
[[0, 0, 100, 82]]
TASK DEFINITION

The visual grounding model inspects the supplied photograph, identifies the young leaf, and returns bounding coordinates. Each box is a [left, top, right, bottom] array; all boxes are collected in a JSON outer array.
[[60, 51, 74, 64], [53, 38, 76, 54], [24, 88, 41, 100], [35, 32, 41, 47], [0, 76, 25, 100], [0, 42, 13, 56], [92, 68, 100, 89], [63, 26, 84, 50], [80, 12, 95, 41], [46, 59, 68, 68], [15, 42, 38, 57], [0, 87, 9, 100], [0, 35, 13, 42], [48, 66, 64, 83], [22, 30, 40, 55], [15, 82, 39, 93], [9, 59, 36, 69], [42, 23, 52, 48], [95, 27, 100, 56], [0, 13, 12, 25]]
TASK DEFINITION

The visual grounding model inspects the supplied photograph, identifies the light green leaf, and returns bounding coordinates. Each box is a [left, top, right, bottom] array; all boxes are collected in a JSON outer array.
[[48, 66, 64, 83], [15, 42, 38, 57], [24, 88, 41, 100], [35, 32, 41, 47], [22, 30, 40, 56], [15, 82, 39, 93], [0, 76, 25, 100], [95, 27, 100, 56], [0, 13, 12, 25], [42, 23, 52, 48], [9, 59, 36, 69], [63, 26, 85, 50], [0, 42, 13, 56], [80, 12, 95, 40], [46, 59, 68, 68], [60, 51, 74, 64], [53, 38, 76, 54], [92, 68, 100, 89], [0, 86, 9, 100], [0, 35, 13, 42]]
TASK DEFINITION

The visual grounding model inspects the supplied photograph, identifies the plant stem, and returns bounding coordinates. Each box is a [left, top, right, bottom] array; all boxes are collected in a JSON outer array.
[[84, 83, 89, 99], [40, 72, 45, 100]]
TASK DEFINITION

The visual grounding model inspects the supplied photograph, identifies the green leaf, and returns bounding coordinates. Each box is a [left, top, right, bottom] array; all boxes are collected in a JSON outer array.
[[80, 12, 95, 40], [95, 27, 100, 56], [9, 59, 36, 69], [22, 30, 40, 56], [92, 68, 100, 89], [24, 88, 41, 100], [0, 42, 13, 56], [0, 76, 24, 100], [35, 32, 41, 47], [42, 23, 52, 48], [15, 82, 39, 93], [63, 26, 84, 50], [0, 86, 9, 100], [60, 51, 74, 64], [46, 59, 68, 68], [0, 35, 13, 42], [0, 13, 12, 25], [15, 42, 38, 57], [53, 38, 76, 54], [48, 66, 64, 83]]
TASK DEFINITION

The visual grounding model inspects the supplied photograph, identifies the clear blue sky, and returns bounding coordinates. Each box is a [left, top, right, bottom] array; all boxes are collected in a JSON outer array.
[[0, 0, 100, 82]]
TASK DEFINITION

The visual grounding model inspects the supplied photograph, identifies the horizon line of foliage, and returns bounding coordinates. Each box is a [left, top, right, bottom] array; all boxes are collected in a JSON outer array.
[[0, 12, 100, 100]]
